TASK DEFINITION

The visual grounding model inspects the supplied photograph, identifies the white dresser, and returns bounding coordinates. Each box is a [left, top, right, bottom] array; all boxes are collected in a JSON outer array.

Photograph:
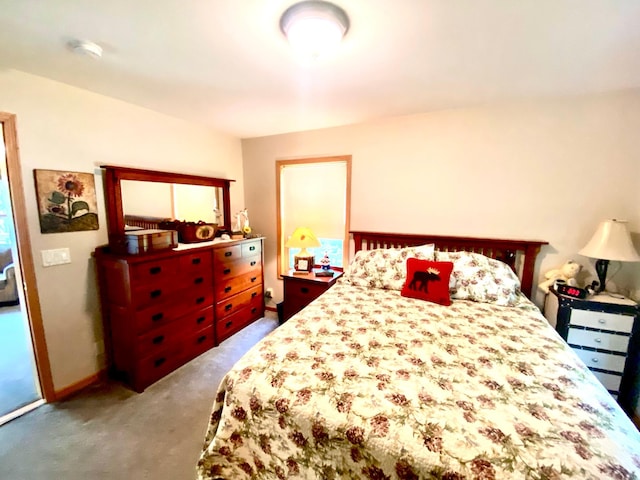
[[546, 289, 639, 415]]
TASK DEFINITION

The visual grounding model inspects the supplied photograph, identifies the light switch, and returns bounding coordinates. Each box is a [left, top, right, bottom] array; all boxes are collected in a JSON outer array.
[[41, 248, 71, 267]]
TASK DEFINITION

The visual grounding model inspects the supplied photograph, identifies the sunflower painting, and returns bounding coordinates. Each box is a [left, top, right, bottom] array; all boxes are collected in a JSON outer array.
[[34, 169, 99, 233]]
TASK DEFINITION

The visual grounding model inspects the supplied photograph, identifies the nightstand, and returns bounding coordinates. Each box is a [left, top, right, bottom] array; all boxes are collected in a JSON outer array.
[[282, 270, 343, 322], [546, 288, 640, 416]]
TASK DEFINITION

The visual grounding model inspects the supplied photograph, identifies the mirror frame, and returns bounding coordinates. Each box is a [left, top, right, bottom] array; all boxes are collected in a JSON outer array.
[[101, 165, 234, 238]]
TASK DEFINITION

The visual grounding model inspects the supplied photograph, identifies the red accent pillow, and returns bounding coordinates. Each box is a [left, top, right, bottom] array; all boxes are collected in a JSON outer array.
[[401, 259, 454, 306]]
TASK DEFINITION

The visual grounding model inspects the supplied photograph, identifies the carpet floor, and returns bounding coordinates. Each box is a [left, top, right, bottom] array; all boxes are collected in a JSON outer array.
[[0, 314, 279, 480]]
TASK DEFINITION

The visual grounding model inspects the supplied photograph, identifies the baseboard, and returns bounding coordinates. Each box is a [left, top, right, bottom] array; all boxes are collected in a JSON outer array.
[[265, 305, 277, 312], [54, 369, 107, 401]]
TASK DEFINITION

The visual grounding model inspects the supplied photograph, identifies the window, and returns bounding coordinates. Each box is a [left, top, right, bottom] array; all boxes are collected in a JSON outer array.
[[277, 156, 351, 276]]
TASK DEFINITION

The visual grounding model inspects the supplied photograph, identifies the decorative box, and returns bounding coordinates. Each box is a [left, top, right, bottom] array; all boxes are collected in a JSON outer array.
[[159, 220, 218, 243], [110, 229, 178, 255]]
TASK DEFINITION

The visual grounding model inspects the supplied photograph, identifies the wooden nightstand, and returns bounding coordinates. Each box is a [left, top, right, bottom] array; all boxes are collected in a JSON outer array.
[[546, 288, 640, 416], [282, 270, 343, 322]]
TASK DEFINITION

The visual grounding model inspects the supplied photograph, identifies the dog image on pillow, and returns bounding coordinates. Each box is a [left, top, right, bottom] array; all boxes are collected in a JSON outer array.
[[538, 260, 582, 294]]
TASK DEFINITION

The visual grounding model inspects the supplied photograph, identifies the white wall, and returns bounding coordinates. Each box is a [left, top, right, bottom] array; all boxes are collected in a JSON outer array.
[[242, 90, 640, 308], [0, 70, 244, 392]]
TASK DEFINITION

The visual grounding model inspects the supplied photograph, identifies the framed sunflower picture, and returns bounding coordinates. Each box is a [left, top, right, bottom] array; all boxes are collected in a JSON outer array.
[[33, 169, 99, 233]]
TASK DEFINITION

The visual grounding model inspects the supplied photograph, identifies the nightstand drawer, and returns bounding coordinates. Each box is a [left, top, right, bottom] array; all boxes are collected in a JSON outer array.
[[590, 370, 623, 393], [286, 281, 327, 303], [570, 309, 634, 333], [567, 328, 630, 353], [572, 348, 627, 373]]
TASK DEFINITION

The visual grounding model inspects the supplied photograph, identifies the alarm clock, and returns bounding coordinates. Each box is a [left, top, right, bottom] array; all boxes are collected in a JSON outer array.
[[555, 283, 588, 299]]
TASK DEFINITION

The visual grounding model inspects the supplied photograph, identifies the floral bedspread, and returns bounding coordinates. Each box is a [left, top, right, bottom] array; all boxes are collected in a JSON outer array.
[[197, 281, 640, 479]]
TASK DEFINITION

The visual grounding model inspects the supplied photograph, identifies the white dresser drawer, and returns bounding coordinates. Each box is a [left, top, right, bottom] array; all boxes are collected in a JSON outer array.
[[572, 348, 626, 373], [567, 328, 630, 353], [570, 309, 634, 333], [589, 370, 623, 393]]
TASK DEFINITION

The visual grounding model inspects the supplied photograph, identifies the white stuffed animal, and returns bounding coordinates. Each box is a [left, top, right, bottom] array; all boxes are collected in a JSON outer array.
[[538, 260, 583, 294]]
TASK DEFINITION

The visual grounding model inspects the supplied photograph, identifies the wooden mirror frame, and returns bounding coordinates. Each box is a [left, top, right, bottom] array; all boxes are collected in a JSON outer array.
[[101, 165, 234, 238]]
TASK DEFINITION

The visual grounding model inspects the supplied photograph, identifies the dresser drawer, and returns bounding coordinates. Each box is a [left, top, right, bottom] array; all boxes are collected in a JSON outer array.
[[134, 303, 182, 335], [214, 270, 262, 301], [590, 370, 623, 393], [180, 286, 214, 313], [132, 280, 179, 309], [214, 245, 242, 263], [572, 348, 627, 373], [130, 258, 179, 284], [183, 325, 216, 361], [136, 322, 182, 358], [241, 240, 261, 257], [179, 250, 212, 276], [567, 328, 630, 353], [570, 309, 634, 333], [215, 297, 263, 343], [215, 284, 262, 319], [135, 345, 183, 391], [181, 270, 213, 291], [177, 305, 214, 333], [214, 256, 261, 280]]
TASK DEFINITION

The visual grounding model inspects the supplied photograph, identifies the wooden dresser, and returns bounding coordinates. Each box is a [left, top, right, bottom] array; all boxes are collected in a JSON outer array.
[[95, 238, 264, 392]]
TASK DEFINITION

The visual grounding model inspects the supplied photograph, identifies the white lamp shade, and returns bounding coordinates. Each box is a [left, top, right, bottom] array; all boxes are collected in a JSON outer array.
[[579, 219, 640, 262]]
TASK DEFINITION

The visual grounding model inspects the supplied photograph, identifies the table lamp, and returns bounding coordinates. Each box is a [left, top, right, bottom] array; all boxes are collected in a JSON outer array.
[[285, 226, 321, 272], [579, 219, 640, 293]]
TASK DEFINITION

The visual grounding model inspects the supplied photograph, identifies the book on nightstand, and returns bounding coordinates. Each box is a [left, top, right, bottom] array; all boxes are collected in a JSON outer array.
[[314, 269, 335, 278]]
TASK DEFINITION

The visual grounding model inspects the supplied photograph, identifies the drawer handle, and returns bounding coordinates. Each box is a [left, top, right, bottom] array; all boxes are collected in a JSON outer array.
[[224, 251, 232, 257], [149, 266, 162, 275], [196, 316, 206, 324], [225, 321, 233, 328], [249, 245, 256, 251], [225, 304, 233, 311], [251, 277, 257, 283], [251, 307, 257, 314], [152, 335, 164, 345], [251, 292, 257, 298], [223, 268, 231, 275], [598, 319, 606, 324], [152, 313, 164, 322], [192, 258, 201, 265], [150, 289, 162, 298], [250, 261, 257, 266], [594, 338, 602, 343], [196, 297, 205, 304], [301, 287, 309, 294], [591, 358, 599, 363], [194, 277, 204, 284], [197, 335, 207, 344], [224, 286, 232, 293], [154, 357, 166, 368]]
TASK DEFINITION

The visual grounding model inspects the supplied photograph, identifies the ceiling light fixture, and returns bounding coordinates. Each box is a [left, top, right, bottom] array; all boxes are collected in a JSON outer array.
[[280, 0, 349, 60], [68, 40, 103, 59]]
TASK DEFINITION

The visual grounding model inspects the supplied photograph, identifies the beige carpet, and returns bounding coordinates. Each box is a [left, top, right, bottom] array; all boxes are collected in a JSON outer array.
[[0, 314, 278, 480]]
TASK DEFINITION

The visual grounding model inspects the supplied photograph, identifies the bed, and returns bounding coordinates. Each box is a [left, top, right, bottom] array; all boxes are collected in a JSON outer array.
[[196, 231, 640, 479]]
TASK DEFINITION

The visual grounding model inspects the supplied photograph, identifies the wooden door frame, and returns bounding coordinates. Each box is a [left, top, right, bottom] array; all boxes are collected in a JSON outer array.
[[1, 112, 55, 402]]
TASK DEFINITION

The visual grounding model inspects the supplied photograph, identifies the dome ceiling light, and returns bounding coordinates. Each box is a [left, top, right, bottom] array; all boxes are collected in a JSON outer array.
[[279, 0, 349, 60], [67, 39, 103, 59]]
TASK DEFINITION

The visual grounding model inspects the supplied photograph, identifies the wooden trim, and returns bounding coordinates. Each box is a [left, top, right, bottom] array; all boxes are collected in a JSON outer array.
[[1, 112, 55, 402], [265, 305, 277, 312], [351, 230, 547, 299], [276, 155, 352, 278], [53, 369, 106, 401]]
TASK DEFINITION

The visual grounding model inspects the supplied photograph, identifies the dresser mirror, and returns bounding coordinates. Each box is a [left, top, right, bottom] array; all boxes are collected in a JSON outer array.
[[101, 165, 234, 238]]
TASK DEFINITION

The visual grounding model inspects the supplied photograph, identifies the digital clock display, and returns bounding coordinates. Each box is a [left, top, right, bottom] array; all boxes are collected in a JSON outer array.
[[556, 284, 588, 299]]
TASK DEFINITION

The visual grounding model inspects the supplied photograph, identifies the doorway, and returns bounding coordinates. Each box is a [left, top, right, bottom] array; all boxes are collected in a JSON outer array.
[[0, 112, 54, 425]]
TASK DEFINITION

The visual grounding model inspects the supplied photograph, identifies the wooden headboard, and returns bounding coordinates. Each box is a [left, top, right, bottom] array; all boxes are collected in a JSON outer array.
[[351, 231, 548, 299]]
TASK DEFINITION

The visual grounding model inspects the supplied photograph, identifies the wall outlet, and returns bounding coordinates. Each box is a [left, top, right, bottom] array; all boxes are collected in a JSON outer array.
[[265, 287, 273, 299]]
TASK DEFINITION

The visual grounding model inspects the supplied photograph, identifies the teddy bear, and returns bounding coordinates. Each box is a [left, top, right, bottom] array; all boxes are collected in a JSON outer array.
[[538, 260, 583, 294]]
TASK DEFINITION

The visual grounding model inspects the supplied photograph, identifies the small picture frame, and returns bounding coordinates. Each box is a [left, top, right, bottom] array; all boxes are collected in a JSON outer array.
[[294, 255, 314, 272]]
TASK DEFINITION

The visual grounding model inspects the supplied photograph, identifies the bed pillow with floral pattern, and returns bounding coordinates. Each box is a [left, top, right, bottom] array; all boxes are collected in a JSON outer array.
[[435, 251, 521, 306], [343, 244, 435, 290]]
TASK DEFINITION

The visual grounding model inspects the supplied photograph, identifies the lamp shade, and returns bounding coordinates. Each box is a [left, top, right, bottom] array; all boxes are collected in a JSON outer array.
[[579, 219, 640, 262], [285, 226, 321, 250]]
